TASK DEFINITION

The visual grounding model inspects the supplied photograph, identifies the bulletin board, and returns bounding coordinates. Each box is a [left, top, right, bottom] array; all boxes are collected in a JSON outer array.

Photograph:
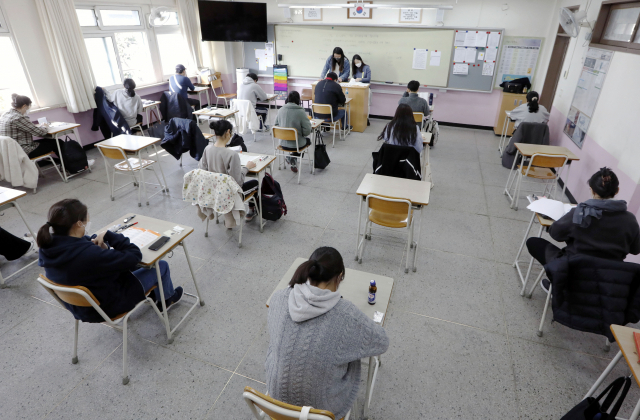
[[446, 29, 504, 92]]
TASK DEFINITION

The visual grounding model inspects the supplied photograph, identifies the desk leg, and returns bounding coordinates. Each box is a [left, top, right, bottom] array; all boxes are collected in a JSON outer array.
[[258, 171, 264, 233], [151, 144, 169, 193], [12, 202, 36, 239], [54, 133, 68, 182], [181, 241, 204, 306], [363, 356, 375, 420], [561, 162, 572, 202], [504, 151, 520, 199], [499, 114, 509, 156], [154, 261, 173, 343], [584, 350, 623, 399], [355, 196, 363, 260], [412, 205, 424, 272]]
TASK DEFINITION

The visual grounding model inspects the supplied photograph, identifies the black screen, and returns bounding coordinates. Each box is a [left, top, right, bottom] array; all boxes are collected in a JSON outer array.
[[198, 1, 267, 42]]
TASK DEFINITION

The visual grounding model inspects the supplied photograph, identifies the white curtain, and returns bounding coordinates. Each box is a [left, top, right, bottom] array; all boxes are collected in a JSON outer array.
[[177, 0, 204, 70], [36, 0, 96, 113]]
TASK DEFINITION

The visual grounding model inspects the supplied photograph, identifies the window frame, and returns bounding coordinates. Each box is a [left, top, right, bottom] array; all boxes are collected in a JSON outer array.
[[592, 0, 640, 54], [83, 33, 125, 87], [95, 6, 145, 31], [0, 6, 9, 33], [151, 9, 194, 79]]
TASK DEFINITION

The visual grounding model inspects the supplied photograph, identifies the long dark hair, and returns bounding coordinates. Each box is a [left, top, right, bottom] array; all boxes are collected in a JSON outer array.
[[11, 93, 32, 109], [527, 91, 540, 113], [289, 247, 345, 288], [210, 119, 233, 136], [331, 47, 345, 74], [588, 167, 619, 199], [37, 199, 88, 248], [351, 54, 367, 77], [378, 104, 418, 146], [285, 91, 301, 106], [123, 78, 136, 98]]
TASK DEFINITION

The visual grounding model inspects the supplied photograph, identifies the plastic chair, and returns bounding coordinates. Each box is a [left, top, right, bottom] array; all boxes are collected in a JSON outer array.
[[311, 104, 342, 148], [505, 153, 569, 210], [272, 127, 313, 184], [36, 274, 164, 385], [357, 194, 418, 273], [243, 386, 355, 420], [210, 78, 236, 108], [96, 144, 164, 207]]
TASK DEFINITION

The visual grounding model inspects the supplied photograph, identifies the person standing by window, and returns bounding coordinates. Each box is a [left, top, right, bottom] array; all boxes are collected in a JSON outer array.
[[319, 47, 350, 82]]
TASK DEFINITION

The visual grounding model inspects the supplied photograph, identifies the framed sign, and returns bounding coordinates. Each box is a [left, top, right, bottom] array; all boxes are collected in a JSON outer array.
[[303, 8, 322, 21], [347, 1, 372, 19], [399, 8, 421, 23]]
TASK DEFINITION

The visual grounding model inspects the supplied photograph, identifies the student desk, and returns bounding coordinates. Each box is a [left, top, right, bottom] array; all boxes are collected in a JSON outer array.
[[188, 85, 210, 108], [266, 257, 394, 420], [98, 214, 204, 343], [257, 93, 279, 126], [95, 135, 170, 202], [193, 108, 238, 132], [242, 152, 276, 233], [584, 325, 640, 420], [40, 122, 86, 183], [142, 101, 161, 126], [311, 82, 369, 133], [514, 211, 554, 297], [504, 143, 580, 210], [0, 187, 37, 287]]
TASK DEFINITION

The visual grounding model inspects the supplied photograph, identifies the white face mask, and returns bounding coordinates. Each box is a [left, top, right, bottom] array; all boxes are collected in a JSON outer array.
[[80, 221, 92, 235], [355, 62, 362, 68], [24, 106, 31, 115]]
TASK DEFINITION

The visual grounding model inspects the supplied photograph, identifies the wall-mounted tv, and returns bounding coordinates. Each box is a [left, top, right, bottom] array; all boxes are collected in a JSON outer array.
[[198, 1, 267, 42]]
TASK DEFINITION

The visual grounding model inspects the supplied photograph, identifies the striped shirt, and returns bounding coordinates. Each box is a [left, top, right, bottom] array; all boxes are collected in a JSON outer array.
[[0, 109, 49, 154]]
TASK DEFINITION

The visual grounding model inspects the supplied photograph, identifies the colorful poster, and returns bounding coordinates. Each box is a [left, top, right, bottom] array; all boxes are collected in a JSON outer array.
[[273, 65, 288, 100]]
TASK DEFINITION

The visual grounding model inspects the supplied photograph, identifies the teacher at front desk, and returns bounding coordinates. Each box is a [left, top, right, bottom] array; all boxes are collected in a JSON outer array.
[[320, 47, 350, 82]]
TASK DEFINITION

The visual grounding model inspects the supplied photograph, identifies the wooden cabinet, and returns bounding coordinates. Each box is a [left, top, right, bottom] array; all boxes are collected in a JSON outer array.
[[311, 82, 370, 133], [494, 92, 527, 136]]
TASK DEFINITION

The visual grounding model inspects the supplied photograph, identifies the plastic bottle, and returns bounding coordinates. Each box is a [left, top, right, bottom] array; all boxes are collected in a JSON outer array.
[[368, 280, 377, 305]]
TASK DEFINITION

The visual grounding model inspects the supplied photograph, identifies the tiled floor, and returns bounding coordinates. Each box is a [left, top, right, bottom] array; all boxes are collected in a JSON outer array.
[[1, 121, 638, 419]]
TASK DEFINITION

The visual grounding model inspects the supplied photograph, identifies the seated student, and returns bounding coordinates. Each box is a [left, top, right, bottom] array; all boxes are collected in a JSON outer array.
[[266, 247, 389, 419], [109, 78, 143, 129], [398, 80, 430, 122], [313, 72, 350, 130], [37, 199, 183, 321], [274, 91, 312, 173], [198, 120, 259, 222], [237, 73, 269, 128], [509, 91, 550, 129], [527, 168, 640, 290], [378, 104, 423, 154], [0, 226, 36, 262], [0, 94, 55, 161], [170, 64, 200, 111]]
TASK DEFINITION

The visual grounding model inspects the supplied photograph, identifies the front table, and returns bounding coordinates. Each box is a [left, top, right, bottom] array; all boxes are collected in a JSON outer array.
[[311, 82, 369, 133], [267, 257, 394, 420]]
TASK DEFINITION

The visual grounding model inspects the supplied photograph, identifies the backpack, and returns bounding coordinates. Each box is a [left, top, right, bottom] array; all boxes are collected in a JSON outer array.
[[60, 136, 89, 174], [258, 173, 287, 221]]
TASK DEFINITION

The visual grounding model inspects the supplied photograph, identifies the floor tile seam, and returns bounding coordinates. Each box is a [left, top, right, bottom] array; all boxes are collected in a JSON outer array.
[[400, 310, 509, 337], [201, 371, 236, 420], [233, 371, 267, 386]]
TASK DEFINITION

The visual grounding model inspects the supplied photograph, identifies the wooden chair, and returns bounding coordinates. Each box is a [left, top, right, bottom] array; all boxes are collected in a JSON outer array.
[[210, 78, 236, 108], [243, 386, 355, 420], [413, 112, 425, 131], [300, 88, 313, 112], [311, 104, 342, 148], [36, 274, 164, 385], [30, 151, 64, 193], [272, 127, 313, 184], [505, 153, 569, 210], [96, 144, 164, 207], [357, 194, 418, 273]]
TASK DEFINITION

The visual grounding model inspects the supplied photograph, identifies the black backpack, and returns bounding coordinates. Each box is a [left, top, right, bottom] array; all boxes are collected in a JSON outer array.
[[60, 137, 89, 174], [258, 173, 287, 221]]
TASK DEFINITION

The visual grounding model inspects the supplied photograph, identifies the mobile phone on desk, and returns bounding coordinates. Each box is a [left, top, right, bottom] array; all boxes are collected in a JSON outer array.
[[148, 236, 171, 251]]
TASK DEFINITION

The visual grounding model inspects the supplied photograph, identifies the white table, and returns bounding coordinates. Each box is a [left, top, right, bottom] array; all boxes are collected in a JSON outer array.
[[41, 122, 88, 183], [267, 257, 394, 420], [243, 152, 277, 233], [0, 187, 37, 287], [193, 108, 239, 132], [142, 101, 161, 126], [98, 214, 204, 343], [188, 86, 210, 109]]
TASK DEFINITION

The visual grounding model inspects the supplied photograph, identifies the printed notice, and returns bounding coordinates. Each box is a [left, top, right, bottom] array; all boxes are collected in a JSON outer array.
[[475, 32, 488, 47], [478, 52, 485, 61], [485, 47, 498, 62], [487, 32, 501, 47], [465, 47, 477, 63], [453, 47, 466, 63], [464, 31, 477, 47], [482, 62, 495, 76], [453, 63, 469, 75], [429, 51, 442, 66], [454, 31, 466, 47], [412, 49, 428, 69]]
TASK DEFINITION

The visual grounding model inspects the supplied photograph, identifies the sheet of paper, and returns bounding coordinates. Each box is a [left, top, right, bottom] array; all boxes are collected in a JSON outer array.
[[429, 51, 441, 66], [121, 227, 160, 249], [453, 47, 466, 63], [465, 48, 477, 63], [239, 154, 261, 167], [526, 198, 573, 221], [482, 62, 495, 76], [258, 57, 268, 71], [255, 49, 266, 59], [38, 117, 48, 124], [488, 32, 501, 47], [453, 63, 468, 75], [478, 52, 485, 61], [265, 42, 274, 52], [485, 47, 498, 62], [454, 31, 466, 47], [475, 32, 488, 47], [464, 31, 477, 47], [412, 49, 428, 70]]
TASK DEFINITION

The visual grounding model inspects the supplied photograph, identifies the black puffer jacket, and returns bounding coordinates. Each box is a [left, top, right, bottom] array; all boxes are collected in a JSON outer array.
[[161, 118, 208, 161], [546, 254, 640, 342], [372, 143, 421, 181]]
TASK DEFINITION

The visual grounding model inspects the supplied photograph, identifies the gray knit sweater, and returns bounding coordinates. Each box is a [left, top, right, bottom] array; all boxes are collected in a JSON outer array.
[[266, 287, 389, 418]]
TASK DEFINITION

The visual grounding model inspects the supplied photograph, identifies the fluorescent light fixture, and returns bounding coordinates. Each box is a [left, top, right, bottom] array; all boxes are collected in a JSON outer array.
[[277, 3, 454, 9]]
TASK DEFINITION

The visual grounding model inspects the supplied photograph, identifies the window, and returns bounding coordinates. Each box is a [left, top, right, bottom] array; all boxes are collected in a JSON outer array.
[[157, 33, 192, 75], [98, 9, 142, 28], [0, 37, 35, 111], [592, 1, 640, 54], [84, 37, 120, 86], [76, 9, 97, 27], [114, 32, 155, 84]]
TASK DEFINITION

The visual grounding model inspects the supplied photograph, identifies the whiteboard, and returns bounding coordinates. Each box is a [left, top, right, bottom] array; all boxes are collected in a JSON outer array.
[[275, 25, 454, 87]]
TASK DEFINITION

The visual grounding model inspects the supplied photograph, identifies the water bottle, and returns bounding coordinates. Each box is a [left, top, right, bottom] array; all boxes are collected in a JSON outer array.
[[368, 280, 377, 305], [346, 88, 349, 97]]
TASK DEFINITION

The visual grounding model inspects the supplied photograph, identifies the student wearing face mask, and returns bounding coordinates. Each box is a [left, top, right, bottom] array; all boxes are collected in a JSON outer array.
[[351, 54, 371, 83], [319, 47, 350, 82]]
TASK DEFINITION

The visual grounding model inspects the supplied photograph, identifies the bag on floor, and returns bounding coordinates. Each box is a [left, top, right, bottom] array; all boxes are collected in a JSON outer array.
[[227, 133, 247, 152], [561, 376, 631, 420], [59, 136, 89, 174], [146, 110, 166, 140], [257, 173, 287, 221], [314, 133, 331, 170]]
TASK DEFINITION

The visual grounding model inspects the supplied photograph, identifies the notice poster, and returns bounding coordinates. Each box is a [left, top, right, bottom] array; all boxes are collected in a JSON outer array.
[[454, 31, 466, 47], [465, 47, 477, 63], [453, 47, 466, 63], [453, 63, 468, 75], [430, 51, 442, 66], [482, 62, 495, 76], [563, 47, 613, 148], [412, 48, 428, 70], [273, 65, 288, 100], [495, 37, 543, 88]]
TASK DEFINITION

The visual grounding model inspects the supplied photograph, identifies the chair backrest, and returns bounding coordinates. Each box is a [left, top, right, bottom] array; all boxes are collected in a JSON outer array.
[[528, 153, 569, 169], [37, 274, 99, 307], [243, 387, 335, 420], [97, 144, 128, 161], [301, 88, 312, 99], [210, 78, 223, 90], [272, 127, 298, 141], [311, 104, 333, 122], [366, 194, 412, 228], [413, 112, 424, 123]]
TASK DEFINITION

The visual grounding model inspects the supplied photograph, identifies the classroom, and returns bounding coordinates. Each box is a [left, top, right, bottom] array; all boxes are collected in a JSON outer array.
[[1, 0, 640, 418]]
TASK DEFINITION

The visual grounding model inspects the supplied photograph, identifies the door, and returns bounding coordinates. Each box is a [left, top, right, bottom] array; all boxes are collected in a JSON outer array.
[[540, 35, 571, 110]]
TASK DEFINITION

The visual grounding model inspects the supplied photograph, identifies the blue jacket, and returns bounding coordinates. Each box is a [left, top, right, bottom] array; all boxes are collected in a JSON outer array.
[[169, 74, 195, 99], [320, 56, 350, 81], [92, 86, 131, 138], [161, 117, 208, 161], [352, 65, 371, 83], [160, 91, 193, 123], [39, 231, 145, 323]]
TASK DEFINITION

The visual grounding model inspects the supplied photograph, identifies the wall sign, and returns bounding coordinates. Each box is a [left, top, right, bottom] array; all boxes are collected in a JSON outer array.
[[303, 8, 322, 21], [347, 1, 372, 19], [399, 8, 422, 23]]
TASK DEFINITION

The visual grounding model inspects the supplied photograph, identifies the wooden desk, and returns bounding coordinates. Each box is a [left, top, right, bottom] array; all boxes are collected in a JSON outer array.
[[40, 122, 84, 183], [494, 91, 526, 136], [242, 152, 276, 233], [142, 101, 161, 126], [267, 257, 393, 419], [0, 187, 38, 287], [99, 214, 204, 343], [311, 82, 369, 133], [584, 325, 640, 420], [188, 86, 210, 108]]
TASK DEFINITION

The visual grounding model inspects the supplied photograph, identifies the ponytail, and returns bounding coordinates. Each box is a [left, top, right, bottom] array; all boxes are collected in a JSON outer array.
[[288, 246, 345, 287], [209, 119, 233, 137], [588, 167, 619, 199], [123, 78, 136, 98], [37, 199, 88, 248], [526, 91, 540, 113]]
